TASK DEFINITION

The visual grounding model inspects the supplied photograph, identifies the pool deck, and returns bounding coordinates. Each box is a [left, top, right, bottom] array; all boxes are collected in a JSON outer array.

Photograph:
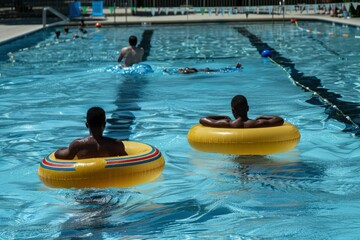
[[1, 11, 360, 44]]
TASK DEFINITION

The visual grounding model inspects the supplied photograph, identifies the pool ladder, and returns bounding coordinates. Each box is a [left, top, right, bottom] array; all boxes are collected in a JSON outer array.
[[42, 7, 69, 28]]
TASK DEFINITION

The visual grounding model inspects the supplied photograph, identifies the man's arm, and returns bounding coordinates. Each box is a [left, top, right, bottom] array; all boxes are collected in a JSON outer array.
[[54, 140, 80, 160], [117, 49, 124, 63], [199, 115, 284, 128], [117, 54, 123, 63], [244, 116, 284, 128], [201, 116, 231, 120], [199, 116, 234, 128]]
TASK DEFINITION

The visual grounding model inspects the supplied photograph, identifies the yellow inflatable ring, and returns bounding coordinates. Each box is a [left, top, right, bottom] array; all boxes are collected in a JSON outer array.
[[38, 141, 165, 188], [187, 122, 300, 155]]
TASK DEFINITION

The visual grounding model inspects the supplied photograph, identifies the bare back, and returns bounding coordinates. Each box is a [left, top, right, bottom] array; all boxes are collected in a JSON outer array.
[[72, 136, 126, 159], [118, 46, 144, 67], [55, 136, 127, 160]]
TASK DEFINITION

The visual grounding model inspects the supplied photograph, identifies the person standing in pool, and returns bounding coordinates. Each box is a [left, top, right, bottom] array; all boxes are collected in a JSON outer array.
[[55, 30, 61, 39], [55, 107, 127, 159], [117, 35, 144, 67], [199, 95, 284, 128]]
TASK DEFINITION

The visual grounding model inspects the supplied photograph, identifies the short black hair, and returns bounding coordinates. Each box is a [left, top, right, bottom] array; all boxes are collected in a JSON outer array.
[[231, 95, 248, 109], [86, 107, 106, 129], [129, 35, 137, 46]]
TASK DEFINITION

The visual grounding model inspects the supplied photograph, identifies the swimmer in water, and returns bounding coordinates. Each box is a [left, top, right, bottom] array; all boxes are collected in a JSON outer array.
[[176, 62, 242, 74]]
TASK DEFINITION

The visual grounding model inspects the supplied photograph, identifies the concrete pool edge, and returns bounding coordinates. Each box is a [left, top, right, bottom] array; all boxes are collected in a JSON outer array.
[[1, 12, 360, 45]]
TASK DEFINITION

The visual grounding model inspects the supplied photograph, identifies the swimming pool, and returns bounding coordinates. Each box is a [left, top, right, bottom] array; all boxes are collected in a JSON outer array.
[[0, 21, 360, 239]]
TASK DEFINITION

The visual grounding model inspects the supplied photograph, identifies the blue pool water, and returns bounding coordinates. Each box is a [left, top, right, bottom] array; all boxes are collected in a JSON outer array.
[[0, 21, 360, 239]]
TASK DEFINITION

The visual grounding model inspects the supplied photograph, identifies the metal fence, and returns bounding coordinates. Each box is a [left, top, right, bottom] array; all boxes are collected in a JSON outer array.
[[0, 0, 358, 18], [134, 0, 354, 7]]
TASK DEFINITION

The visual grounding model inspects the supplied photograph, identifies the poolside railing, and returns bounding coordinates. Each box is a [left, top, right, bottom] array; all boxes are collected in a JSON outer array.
[[42, 6, 69, 28]]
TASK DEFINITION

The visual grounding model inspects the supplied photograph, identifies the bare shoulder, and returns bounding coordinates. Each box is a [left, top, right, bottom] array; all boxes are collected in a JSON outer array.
[[73, 136, 93, 144], [110, 138, 127, 156], [70, 137, 87, 147], [230, 118, 245, 128], [103, 137, 124, 146], [68, 137, 95, 152], [121, 46, 130, 53]]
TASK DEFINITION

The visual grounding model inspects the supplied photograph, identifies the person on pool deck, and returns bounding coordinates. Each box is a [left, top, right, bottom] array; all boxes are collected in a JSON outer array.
[[117, 35, 144, 67], [55, 107, 127, 160], [177, 62, 242, 74], [199, 95, 284, 128]]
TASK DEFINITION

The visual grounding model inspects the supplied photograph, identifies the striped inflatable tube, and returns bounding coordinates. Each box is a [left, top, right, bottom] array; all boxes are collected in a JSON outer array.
[[38, 141, 165, 188]]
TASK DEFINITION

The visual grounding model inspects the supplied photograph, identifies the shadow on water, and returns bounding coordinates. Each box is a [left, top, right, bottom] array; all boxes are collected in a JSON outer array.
[[55, 189, 129, 239], [53, 153, 325, 238], [231, 154, 324, 189], [139, 30, 154, 62], [106, 29, 154, 140], [106, 76, 147, 140], [55, 189, 218, 239]]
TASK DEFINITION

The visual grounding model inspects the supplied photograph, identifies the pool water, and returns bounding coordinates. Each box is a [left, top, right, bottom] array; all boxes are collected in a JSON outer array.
[[0, 21, 360, 239]]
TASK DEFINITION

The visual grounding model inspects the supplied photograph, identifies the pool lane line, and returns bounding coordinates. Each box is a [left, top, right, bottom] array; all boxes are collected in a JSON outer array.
[[295, 21, 351, 57], [234, 27, 360, 135], [4, 28, 103, 66], [1, 39, 74, 70], [271, 59, 360, 129], [306, 34, 340, 57], [295, 20, 360, 39]]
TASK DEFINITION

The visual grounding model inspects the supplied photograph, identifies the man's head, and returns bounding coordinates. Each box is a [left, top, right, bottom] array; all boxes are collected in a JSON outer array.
[[86, 107, 106, 130], [129, 35, 138, 46], [231, 95, 249, 118]]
